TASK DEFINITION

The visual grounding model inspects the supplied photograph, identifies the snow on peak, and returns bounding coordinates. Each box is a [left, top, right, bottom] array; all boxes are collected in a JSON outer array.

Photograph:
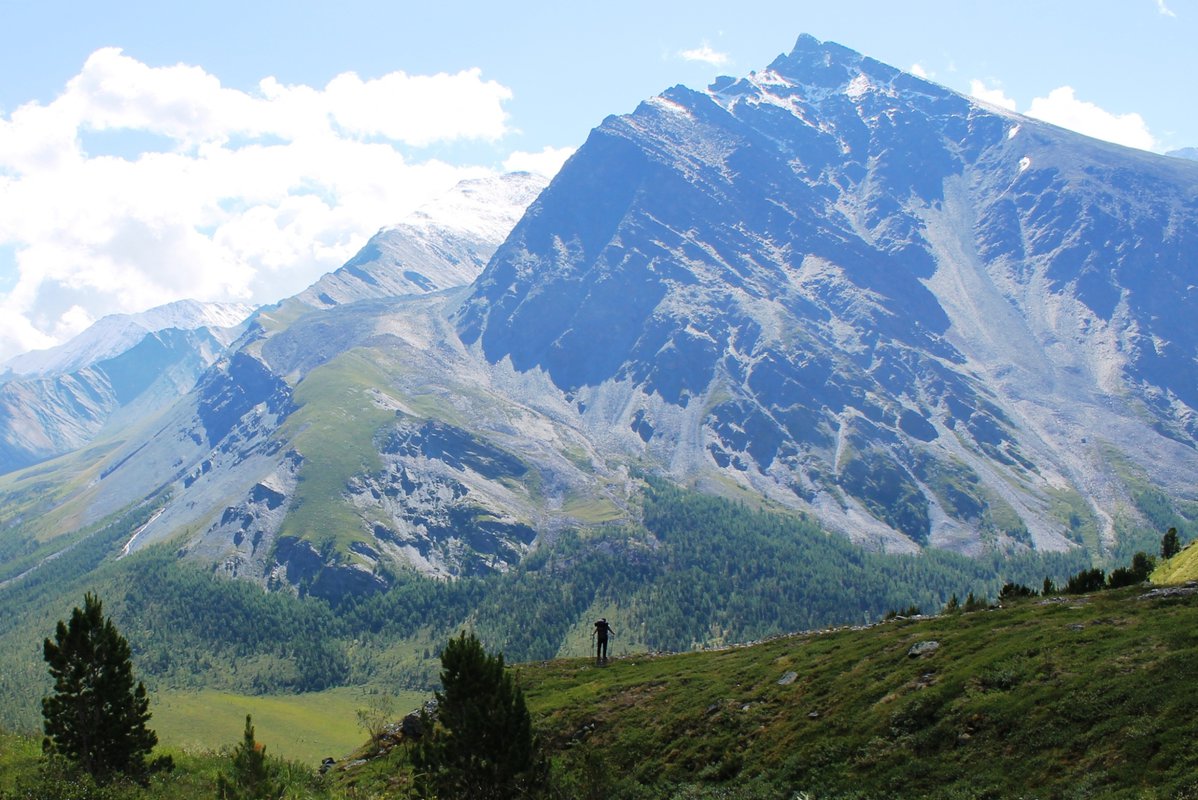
[[2, 299, 255, 377], [846, 73, 872, 100], [391, 171, 548, 243], [751, 69, 796, 89]]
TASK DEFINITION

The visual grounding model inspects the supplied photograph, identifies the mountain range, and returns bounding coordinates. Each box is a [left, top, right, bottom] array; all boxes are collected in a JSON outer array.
[[0, 300, 254, 475], [2, 34, 1196, 602]]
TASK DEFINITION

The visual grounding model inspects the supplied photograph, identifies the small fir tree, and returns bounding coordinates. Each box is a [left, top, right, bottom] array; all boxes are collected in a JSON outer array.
[[963, 592, 989, 612], [1132, 551, 1155, 581], [999, 582, 1036, 601], [217, 715, 285, 800], [412, 631, 545, 799], [42, 593, 161, 782], [1162, 527, 1181, 559]]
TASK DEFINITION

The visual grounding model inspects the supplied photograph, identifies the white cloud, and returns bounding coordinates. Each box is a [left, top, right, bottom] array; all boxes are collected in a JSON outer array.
[[969, 80, 1017, 111], [0, 49, 516, 362], [1157, 0, 1177, 17], [910, 63, 930, 79], [965, 77, 1159, 152], [503, 146, 575, 178], [1026, 86, 1158, 151], [679, 43, 730, 68]]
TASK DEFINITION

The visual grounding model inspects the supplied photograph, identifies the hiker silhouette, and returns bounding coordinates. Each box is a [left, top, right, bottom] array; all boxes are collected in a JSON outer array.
[[592, 618, 614, 662]]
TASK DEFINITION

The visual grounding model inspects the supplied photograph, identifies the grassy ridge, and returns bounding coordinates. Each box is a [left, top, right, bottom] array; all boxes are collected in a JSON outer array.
[[512, 586, 1198, 799], [1151, 541, 1198, 585], [4, 586, 1198, 798], [276, 349, 400, 557]]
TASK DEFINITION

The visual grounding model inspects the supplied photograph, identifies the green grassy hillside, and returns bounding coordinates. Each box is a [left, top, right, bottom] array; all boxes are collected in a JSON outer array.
[[329, 584, 1198, 799], [1151, 541, 1198, 585], [4, 584, 1197, 798], [0, 478, 1094, 733]]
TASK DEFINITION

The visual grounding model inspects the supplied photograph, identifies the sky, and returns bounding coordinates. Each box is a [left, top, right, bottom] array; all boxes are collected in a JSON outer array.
[[1, 0, 1195, 364]]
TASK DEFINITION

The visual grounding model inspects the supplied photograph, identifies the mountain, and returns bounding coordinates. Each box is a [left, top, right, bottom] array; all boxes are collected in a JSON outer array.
[[295, 172, 548, 308], [458, 34, 1198, 554], [3, 36, 1198, 604], [1168, 146, 1198, 162], [0, 300, 254, 475], [1, 300, 254, 378]]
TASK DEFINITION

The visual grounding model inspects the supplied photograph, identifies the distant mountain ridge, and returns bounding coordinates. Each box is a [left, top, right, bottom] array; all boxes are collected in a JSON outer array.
[[2, 35, 1196, 601], [1, 299, 254, 378], [296, 172, 548, 308], [0, 300, 253, 475]]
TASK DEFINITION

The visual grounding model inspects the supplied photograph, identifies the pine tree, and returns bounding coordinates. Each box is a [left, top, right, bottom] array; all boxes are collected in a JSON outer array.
[[412, 631, 545, 799], [217, 715, 285, 800], [41, 593, 161, 781], [1162, 527, 1181, 559]]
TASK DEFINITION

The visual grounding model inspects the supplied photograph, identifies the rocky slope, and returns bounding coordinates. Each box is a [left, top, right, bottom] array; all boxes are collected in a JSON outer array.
[[458, 34, 1198, 554], [2, 36, 1197, 599], [0, 301, 253, 475], [295, 172, 548, 308]]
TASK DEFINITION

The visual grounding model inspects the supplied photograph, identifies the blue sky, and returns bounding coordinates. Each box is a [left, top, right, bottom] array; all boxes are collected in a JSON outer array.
[[0, 0, 1194, 362]]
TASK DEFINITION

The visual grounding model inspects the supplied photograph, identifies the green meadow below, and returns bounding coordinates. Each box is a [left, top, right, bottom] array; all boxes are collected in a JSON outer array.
[[4, 583, 1198, 798]]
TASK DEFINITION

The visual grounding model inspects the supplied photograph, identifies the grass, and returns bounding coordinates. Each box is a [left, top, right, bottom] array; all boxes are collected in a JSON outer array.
[[513, 584, 1198, 798], [276, 349, 402, 558], [562, 496, 625, 524], [151, 686, 427, 765], [1046, 485, 1103, 552], [5, 586, 1198, 798], [1151, 540, 1198, 585]]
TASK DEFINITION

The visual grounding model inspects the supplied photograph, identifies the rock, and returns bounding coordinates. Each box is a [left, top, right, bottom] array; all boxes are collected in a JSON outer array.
[[400, 699, 440, 740], [319, 757, 336, 775], [1139, 586, 1198, 600], [777, 670, 799, 686], [907, 641, 940, 658], [400, 711, 424, 739]]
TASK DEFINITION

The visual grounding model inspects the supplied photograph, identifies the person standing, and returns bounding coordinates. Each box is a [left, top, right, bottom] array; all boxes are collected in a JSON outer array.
[[591, 618, 614, 662]]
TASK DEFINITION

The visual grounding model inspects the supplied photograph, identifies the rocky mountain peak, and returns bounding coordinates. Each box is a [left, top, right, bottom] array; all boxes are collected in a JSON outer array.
[[456, 37, 1198, 554], [296, 171, 548, 309]]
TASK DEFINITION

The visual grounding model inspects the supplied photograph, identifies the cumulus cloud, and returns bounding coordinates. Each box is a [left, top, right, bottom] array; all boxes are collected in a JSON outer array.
[[969, 80, 1017, 111], [1026, 86, 1158, 150], [502, 145, 575, 177], [910, 63, 930, 79], [679, 43, 730, 67], [966, 77, 1158, 152], [0, 49, 518, 362]]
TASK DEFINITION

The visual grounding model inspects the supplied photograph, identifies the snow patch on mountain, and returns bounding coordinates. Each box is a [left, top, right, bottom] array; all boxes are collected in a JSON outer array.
[[396, 171, 548, 243], [297, 171, 548, 308], [2, 299, 254, 378]]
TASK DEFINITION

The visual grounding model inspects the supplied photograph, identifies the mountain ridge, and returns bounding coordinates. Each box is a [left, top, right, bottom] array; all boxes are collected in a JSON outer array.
[[2, 34, 1196, 599]]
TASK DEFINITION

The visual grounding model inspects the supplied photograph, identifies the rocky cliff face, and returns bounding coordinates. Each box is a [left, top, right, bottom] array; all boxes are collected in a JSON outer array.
[[457, 34, 1198, 553], [3, 37, 1197, 600]]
